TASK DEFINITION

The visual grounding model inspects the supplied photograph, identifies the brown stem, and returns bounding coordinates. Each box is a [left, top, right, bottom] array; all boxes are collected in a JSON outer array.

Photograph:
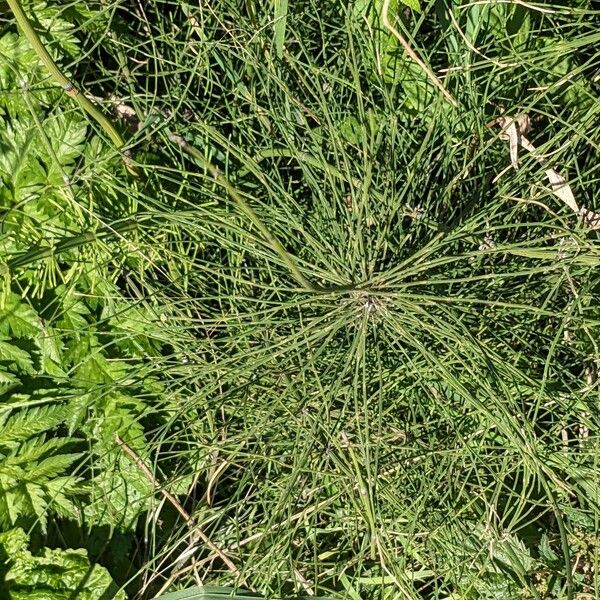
[[115, 434, 239, 576]]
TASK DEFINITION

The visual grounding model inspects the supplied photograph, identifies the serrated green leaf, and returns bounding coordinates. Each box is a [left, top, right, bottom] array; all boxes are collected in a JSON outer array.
[[28, 452, 81, 480], [104, 301, 167, 356], [67, 334, 128, 387], [0, 368, 21, 394], [34, 111, 87, 185], [93, 393, 148, 446], [490, 533, 535, 574], [23, 0, 81, 58], [84, 440, 154, 530], [0, 435, 81, 531], [82, 392, 153, 529], [0, 527, 29, 559], [0, 338, 35, 374], [0, 527, 125, 600], [24, 481, 50, 529], [0, 293, 41, 338], [0, 404, 67, 444], [55, 288, 91, 333], [0, 33, 47, 117], [36, 326, 66, 378], [65, 392, 92, 435], [538, 533, 559, 565], [11, 435, 77, 463], [0, 118, 45, 202]]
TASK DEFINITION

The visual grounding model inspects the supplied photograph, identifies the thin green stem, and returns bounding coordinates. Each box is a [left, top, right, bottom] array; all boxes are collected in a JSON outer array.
[[168, 133, 356, 294], [5, 221, 141, 270], [6, 0, 354, 293], [5, 0, 135, 172]]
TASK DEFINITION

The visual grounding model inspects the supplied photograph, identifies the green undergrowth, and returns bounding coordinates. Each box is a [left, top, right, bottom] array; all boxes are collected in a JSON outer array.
[[0, 0, 599, 598]]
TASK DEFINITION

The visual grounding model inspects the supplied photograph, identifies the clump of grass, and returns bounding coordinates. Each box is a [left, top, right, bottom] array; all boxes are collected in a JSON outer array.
[[2, 0, 600, 598]]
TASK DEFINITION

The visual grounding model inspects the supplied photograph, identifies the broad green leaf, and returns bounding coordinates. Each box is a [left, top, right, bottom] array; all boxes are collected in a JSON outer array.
[[338, 116, 363, 147], [157, 588, 260, 600], [0, 109, 87, 247], [156, 587, 333, 600], [91, 393, 148, 450], [352, 0, 437, 118]]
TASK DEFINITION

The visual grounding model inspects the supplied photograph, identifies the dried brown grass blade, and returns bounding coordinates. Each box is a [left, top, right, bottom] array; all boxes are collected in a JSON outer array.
[[494, 115, 600, 229]]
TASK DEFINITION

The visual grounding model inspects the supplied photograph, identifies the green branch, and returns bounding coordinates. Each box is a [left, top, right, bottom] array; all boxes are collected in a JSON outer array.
[[169, 133, 326, 292], [5, 0, 135, 172]]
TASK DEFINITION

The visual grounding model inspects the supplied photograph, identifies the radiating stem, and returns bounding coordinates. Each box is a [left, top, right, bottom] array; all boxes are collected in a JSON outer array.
[[7, 0, 354, 294], [169, 133, 355, 293], [5, 221, 141, 271]]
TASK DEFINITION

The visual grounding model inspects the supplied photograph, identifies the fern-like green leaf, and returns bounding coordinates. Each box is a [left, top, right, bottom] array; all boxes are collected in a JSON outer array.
[[67, 334, 129, 387], [0, 338, 34, 374], [0, 404, 67, 445], [0, 368, 20, 394], [0, 293, 40, 339]]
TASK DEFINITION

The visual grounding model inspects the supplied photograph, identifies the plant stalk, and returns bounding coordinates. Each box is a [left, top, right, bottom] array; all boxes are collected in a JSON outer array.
[[169, 133, 336, 292], [5, 0, 135, 172], [5, 221, 141, 270], [7, 0, 352, 293]]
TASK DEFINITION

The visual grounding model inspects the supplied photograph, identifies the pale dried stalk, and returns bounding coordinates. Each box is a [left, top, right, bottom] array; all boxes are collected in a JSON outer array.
[[447, 8, 515, 69], [115, 434, 240, 576], [293, 568, 315, 596], [463, 0, 557, 14]]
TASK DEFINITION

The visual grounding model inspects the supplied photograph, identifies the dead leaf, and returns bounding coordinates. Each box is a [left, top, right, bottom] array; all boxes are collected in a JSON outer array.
[[544, 168, 578, 212], [493, 114, 600, 230], [580, 207, 600, 230]]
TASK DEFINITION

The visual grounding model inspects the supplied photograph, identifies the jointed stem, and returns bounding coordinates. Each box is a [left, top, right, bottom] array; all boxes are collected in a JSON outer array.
[[6, 0, 131, 161], [115, 434, 240, 578]]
